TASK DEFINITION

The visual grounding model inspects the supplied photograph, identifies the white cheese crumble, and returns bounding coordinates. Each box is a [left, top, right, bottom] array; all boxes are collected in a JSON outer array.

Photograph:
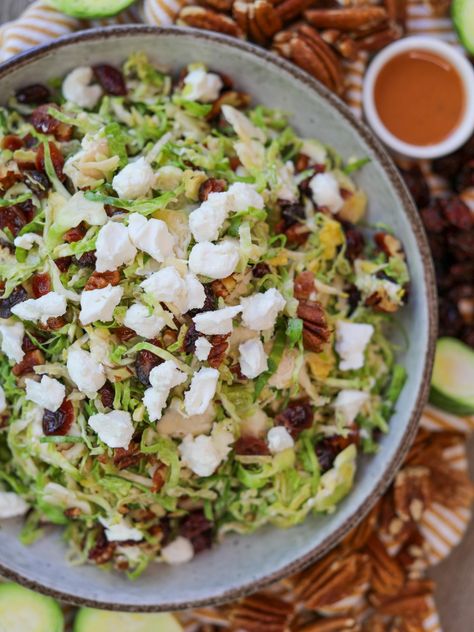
[[194, 337, 212, 361], [239, 338, 268, 378], [140, 267, 205, 314], [193, 305, 242, 335], [179, 423, 234, 477], [267, 426, 295, 454], [161, 536, 194, 565], [0, 385, 6, 414], [25, 375, 65, 412], [123, 302, 165, 339], [189, 192, 230, 243], [128, 213, 175, 262], [88, 410, 134, 449], [335, 321, 374, 371], [95, 221, 137, 272], [11, 292, 67, 325], [13, 233, 43, 250], [228, 182, 265, 211], [240, 288, 286, 331], [0, 319, 25, 363], [112, 157, 155, 199], [333, 389, 369, 424], [183, 274, 206, 313], [309, 172, 344, 214], [80, 285, 123, 325], [184, 367, 219, 416], [0, 491, 29, 519], [62, 66, 102, 109], [67, 347, 106, 396], [99, 517, 143, 542], [183, 68, 223, 103], [143, 360, 187, 422], [188, 240, 240, 279]]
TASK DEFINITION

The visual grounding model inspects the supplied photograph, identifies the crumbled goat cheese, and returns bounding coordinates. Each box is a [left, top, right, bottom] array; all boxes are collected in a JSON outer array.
[[183, 67, 223, 103], [0, 385, 6, 414], [194, 337, 212, 361], [179, 423, 234, 477], [99, 517, 143, 542], [228, 181, 264, 211], [333, 389, 369, 424], [188, 240, 240, 279], [189, 192, 230, 243], [0, 319, 25, 363], [193, 305, 242, 335], [95, 221, 137, 273], [240, 288, 286, 331], [25, 376, 65, 412], [144, 360, 187, 422], [184, 367, 219, 416], [123, 302, 166, 338], [239, 338, 268, 378], [309, 172, 344, 214], [0, 492, 29, 519], [267, 426, 295, 454], [112, 157, 155, 199], [67, 347, 106, 395], [182, 273, 206, 313], [13, 233, 43, 250], [128, 213, 175, 262], [335, 321, 374, 371], [80, 285, 123, 325], [140, 267, 205, 314], [88, 410, 134, 449], [62, 66, 102, 109], [161, 536, 195, 564], [11, 292, 67, 325]]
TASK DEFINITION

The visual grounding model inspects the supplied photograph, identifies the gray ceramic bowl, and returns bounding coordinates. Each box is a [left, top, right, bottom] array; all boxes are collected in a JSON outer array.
[[0, 26, 437, 611]]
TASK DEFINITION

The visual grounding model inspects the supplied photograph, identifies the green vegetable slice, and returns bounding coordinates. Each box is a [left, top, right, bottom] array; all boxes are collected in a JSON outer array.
[[452, 0, 474, 54], [0, 583, 64, 632], [430, 337, 474, 415], [49, 0, 136, 19], [73, 608, 182, 632]]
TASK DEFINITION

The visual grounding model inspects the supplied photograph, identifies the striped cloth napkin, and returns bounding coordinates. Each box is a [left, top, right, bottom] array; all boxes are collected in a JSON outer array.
[[0, 2, 473, 630]]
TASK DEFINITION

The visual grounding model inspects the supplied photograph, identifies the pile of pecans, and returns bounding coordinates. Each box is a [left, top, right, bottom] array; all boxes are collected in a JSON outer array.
[[181, 427, 474, 631], [400, 134, 474, 349], [177, 0, 409, 95]]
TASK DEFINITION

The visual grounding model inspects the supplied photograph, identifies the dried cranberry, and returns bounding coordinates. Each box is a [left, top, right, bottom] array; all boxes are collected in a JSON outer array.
[[35, 141, 65, 180], [183, 323, 199, 354], [0, 206, 28, 237], [23, 170, 51, 198], [135, 349, 162, 387], [315, 439, 338, 472], [22, 335, 37, 353], [54, 256, 72, 272], [74, 251, 96, 268], [31, 272, 51, 298], [93, 64, 127, 96], [13, 349, 45, 376], [0, 169, 22, 192], [198, 178, 227, 201], [42, 399, 73, 436], [420, 200, 446, 233], [114, 326, 136, 342], [234, 435, 270, 456], [442, 198, 473, 230], [0, 285, 27, 318], [63, 224, 86, 243], [187, 284, 216, 317], [399, 165, 430, 208], [252, 262, 271, 278], [347, 284, 361, 315], [294, 153, 310, 172], [179, 511, 213, 554], [1, 135, 23, 151], [280, 201, 305, 228], [30, 104, 72, 141], [16, 83, 50, 105], [99, 382, 115, 408], [342, 222, 365, 261], [275, 399, 313, 439]]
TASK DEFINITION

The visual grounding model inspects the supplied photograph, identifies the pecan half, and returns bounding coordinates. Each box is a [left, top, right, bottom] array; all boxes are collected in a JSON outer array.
[[295, 616, 358, 631], [294, 270, 315, 300], [229, 592, 294, 632], [208, 333, 230, 368], [207, 89, 251, 119], [276, 398, 313, 438], [114, 442, 142, 470], [304, 6, 388, 31], [178, 7, 244, 38], [366, 534, 405, 598], [297, 299, 331, 352], [393, 466, 431, 523], [84, 270, 121, 291], [233, 0, 283, 45]]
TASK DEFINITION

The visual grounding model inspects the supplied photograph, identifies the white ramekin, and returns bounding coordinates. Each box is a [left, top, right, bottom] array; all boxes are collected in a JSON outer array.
[[363, 36, 474, 159]]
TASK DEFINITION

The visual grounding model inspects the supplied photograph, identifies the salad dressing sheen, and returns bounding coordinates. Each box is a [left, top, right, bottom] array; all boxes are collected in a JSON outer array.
[[374, 49, 465, 146]]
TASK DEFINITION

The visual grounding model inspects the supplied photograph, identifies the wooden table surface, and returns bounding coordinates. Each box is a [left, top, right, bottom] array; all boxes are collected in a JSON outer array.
[[1, 2, 473, 630]]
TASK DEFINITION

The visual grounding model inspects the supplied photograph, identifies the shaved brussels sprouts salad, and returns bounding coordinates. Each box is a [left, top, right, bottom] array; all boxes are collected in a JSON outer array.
[[0, 55, 409, 576]]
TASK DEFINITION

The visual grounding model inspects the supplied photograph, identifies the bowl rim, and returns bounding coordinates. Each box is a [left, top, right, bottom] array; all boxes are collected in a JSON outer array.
[[0, 24, 438, 612]]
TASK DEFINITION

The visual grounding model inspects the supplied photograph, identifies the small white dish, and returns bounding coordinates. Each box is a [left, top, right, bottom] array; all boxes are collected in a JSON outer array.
[[363, 36, 474, 159]]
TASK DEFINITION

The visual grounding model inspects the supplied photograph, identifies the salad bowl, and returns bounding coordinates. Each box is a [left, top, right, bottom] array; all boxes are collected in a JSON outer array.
[[0, 26, 436, 611]]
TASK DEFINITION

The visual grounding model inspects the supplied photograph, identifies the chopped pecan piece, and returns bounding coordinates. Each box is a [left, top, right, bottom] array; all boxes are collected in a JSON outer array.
[[294, 271, 315, 300], [276, 398, 313, 438], [13, 349, 45, 376], [375, 231, 404, 259], [63, 223, 87, 243], [207, 89, 251, 119], [89, 529, 116, 564], [198, 178, 227, 201], [43, 399, 74, 436], [114, 442, 142, 470], [207, 333, 230, 368], [211, 275, 237, 298], [151, 463, 167, 493], [42, 316, 66, 331], [84, 270, 121, 291], [365, 288, 400, 313], [35, 141, 65, 180], [234, 435, 270, 456], [114, 326, 136, 343]]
